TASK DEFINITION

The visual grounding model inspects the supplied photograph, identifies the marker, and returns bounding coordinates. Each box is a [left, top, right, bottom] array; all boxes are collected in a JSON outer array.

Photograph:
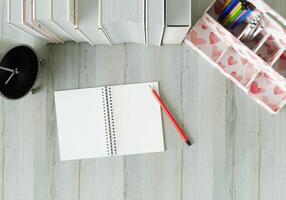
[[220, 0, 233, 13], [219, 0, 239, 21], [230, 9, 247, 28], [223, 3, 242, 26], [231, 3, 256, 29]]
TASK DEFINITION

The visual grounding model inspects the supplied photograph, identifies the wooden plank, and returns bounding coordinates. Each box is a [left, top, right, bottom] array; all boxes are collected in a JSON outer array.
[[121, 45, 182, 200], [0, 1, 50, 199], [0, 0, 3, 36], [181, 45, 230, 200], [2, 96, 37, 200], [1, 58, 49, 200], [50, 43, 81, 200], [181, 43, 262, 200], [260, 111, 286, 200], [33, 56, 55, 200], [0, 99, 3, 200], [77, 44, 125, 200], [230, 88, 261, 200], [254, 1, 286, 200]]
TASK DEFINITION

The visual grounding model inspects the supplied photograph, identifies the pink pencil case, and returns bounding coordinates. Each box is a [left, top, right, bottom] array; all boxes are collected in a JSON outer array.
[[185, 0, 286, 113]]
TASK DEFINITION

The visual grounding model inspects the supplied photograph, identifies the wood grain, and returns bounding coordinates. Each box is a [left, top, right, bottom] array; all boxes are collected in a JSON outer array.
[[1, 0, 286, 200]]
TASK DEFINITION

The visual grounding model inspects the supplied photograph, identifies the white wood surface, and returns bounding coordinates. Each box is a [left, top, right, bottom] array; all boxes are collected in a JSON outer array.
[[1, 0, 286, 200]]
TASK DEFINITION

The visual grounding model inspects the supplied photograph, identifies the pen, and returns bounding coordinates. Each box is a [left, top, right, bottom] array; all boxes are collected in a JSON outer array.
[[219, 0, 239, 21], [149, 86, 191, 146], [250, 22, 265, 40], [241, 23, 254, 41]]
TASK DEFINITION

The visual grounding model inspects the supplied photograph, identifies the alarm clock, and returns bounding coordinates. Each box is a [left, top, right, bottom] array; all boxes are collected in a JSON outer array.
[[0, 39, 39, 99]]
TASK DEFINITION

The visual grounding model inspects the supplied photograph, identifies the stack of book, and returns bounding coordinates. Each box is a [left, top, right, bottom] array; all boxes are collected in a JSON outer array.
[[7, 0, 191, 45]]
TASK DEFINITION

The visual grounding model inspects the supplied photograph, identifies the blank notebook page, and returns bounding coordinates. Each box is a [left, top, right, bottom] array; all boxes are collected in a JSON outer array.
[[54, 82, 164, 161], [55, 88, 108, 160], [111, 82, 164, 156]]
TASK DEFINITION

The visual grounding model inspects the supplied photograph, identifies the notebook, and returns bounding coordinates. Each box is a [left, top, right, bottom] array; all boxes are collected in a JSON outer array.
[[54, 82, 165, 161]]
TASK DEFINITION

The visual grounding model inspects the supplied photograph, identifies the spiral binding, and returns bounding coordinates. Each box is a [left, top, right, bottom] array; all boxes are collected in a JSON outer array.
[[101, 87, 117, 156]]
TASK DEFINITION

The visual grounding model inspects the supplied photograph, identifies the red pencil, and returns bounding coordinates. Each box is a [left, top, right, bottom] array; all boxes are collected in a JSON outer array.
[[149, 86, 191, 146]]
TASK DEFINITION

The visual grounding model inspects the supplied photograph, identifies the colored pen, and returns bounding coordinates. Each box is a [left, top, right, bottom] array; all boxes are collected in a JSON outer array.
[[225, 6, 243, 27], [230, 9, 247, 28], [223, 2, 242, 26], [232, 7, 253, 29], [149, 86, 191, 146], [220, 0, 232, 13], [219, 0, 239, 21]]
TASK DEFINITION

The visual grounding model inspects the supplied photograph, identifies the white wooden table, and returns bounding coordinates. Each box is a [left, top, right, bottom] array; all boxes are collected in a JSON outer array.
[[1, 0, 286, 199]]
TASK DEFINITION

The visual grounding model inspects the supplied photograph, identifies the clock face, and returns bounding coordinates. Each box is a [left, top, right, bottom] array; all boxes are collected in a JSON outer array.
[[0, 46, 38, 99]]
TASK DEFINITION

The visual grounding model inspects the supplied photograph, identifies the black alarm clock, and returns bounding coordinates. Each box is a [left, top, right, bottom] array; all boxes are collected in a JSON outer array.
[[0, 44, 39, 100]]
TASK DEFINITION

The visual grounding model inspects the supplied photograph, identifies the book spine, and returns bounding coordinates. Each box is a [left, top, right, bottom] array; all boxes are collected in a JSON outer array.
[[102, 86, 117, 156]]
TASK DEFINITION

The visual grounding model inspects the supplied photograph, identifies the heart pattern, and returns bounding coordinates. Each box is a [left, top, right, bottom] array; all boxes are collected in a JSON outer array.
[[185, 17, 227, 62], [201, 22, 208, 29], [231, 71, 243, 82], [184, 11, 286, 113], [274, 86, 284, 95], [188, 31, 206, 45], [261, 96, 279, 112], [209, 32, 220, 45], [228, 56, 237, 65], [250, 81, 265, 94], [218, 61, 226, 69], [247, 72, 286, 112], [241, 58, 249, 65]]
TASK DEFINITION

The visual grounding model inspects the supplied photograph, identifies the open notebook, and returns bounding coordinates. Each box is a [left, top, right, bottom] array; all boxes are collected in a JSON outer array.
[[54, 82, 164, 161]]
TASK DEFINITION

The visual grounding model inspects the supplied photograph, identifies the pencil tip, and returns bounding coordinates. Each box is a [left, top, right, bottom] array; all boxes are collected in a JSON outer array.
[[186, 140, 192, 146], [148, 85, 153, 90]]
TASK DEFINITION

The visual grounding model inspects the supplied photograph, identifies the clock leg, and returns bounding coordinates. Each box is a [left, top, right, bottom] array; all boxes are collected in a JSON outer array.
[[30, 88, 37, 95]]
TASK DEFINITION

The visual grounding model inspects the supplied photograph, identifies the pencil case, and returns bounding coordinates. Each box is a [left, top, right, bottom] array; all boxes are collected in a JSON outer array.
[[185, 0, 286, 113]]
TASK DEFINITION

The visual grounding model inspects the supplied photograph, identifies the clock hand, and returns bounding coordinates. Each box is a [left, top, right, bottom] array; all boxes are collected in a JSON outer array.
[[5, 72, 15, 85], [2, 67, 19, 85], [0, 66, 15, 73]]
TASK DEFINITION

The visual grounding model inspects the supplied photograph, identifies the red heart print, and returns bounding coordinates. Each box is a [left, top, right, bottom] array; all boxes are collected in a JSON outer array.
[[241, 58, 249, 65], [201, 21, 208, 29], [218, 61, 226, 69], [228, 56, 237, 65], [274, 86, 284, 95], [188, 31, 206, 45], [250, 81, 265, 94], [261, 96, 279, 112], [209, 32, 220, 45], [212, 46, 222, 60], [230, 71, 243, 82]]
